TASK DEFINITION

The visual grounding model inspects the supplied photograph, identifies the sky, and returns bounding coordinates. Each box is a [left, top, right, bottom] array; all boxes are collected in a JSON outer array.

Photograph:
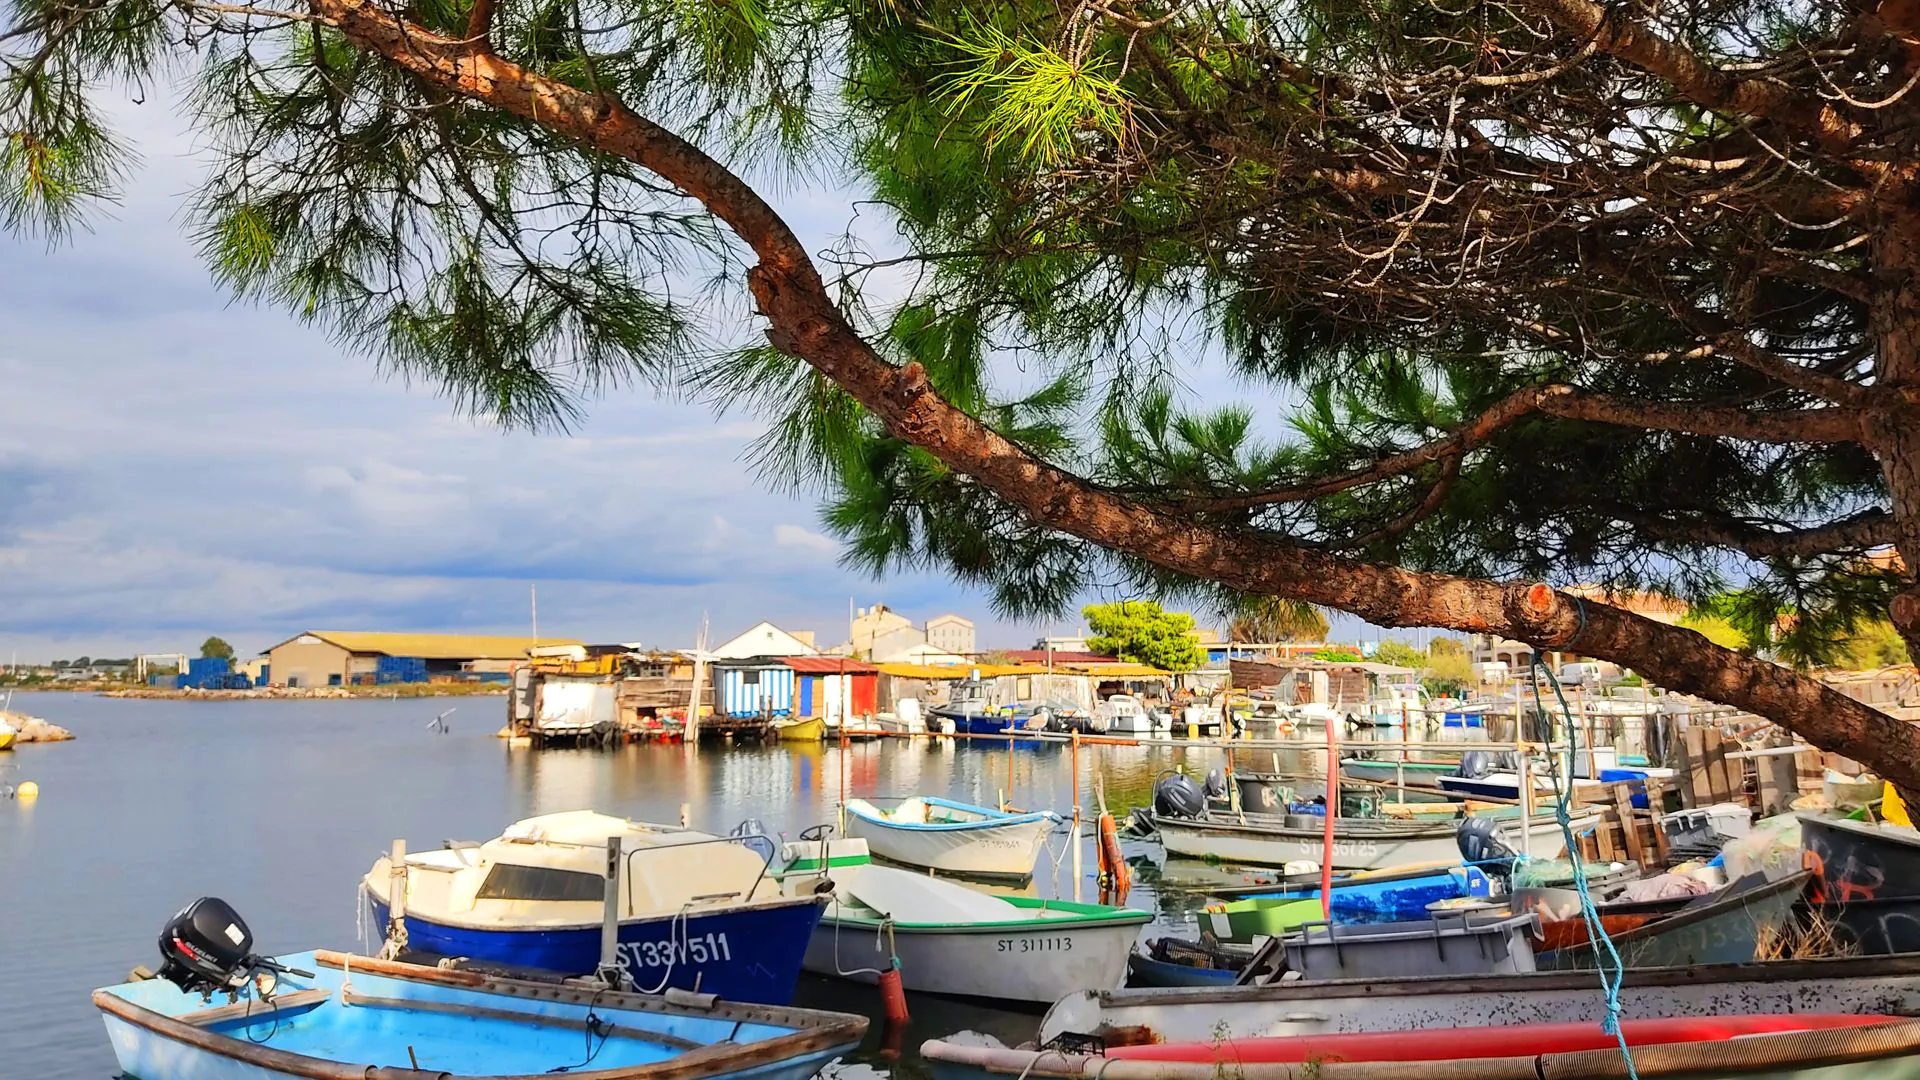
[[0, 91, 1387, 665]]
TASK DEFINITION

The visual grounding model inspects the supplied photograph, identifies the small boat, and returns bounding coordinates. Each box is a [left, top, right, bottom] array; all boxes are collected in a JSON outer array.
[[1337, 756, 1457, 790], [1201, 865, 1494, 945], [0, 717, 13, 751], [1152, 809, 1598, 870], [844, 796, 1058, 878], [1540, 871, 1812, 969], [1126, 937, 1249, 988], [928, 676, 998, 734], [773, 838, 1148, 1003], [927, 1014, 1918, 1079], [1800, 813, 1920, 902], [1015, 952, 1920, 1052], [97, 899, 866, 1080], [771, 715, 824, 741], [1095, 694, 1158, 735], [361, 810, 826, 1004]]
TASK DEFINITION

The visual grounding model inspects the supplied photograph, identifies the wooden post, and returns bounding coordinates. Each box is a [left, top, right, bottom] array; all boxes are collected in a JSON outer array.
[[1071, 732, 1083, 902], [1682, 727, 1708, 809], [1613, 784, 1647, 867], [597, 835, 623, 988], [1703, 728, 1735, 804], [1320, 711, 1339, 919], [1520, 755, 1533, 860]]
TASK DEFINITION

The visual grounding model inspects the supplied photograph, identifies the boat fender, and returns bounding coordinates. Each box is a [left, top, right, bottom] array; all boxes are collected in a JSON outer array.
[[879, 960, 910, 1025], [663, 987, 719, 1010]]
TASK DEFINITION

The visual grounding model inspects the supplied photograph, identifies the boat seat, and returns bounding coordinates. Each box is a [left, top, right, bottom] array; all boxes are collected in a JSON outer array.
[[180, 988, 331, 1027]]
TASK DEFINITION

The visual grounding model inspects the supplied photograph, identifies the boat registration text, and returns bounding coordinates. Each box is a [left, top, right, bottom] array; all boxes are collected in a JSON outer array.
[[997, 936, 1072, 953], [620, 933, 733, 969]]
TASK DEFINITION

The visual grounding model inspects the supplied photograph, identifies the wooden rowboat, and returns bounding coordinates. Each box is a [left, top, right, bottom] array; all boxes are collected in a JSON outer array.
[[925, 1013, 1920, 1079], [95, 949, 867, 1080], [844, 796, 1058, 879], [771, 715, 825, 741]]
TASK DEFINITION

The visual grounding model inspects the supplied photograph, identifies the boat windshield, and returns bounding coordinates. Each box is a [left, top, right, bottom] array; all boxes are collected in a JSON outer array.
[[475, 863, 605, 902]]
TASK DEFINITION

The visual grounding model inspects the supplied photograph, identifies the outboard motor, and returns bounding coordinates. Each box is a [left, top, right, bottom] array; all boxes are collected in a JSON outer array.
[[150, 897, 311, 1000], [729, 819, 778, 864], [1456, 817, 1522, 882], [1455, 750, 1495, 779], [155, 897, 257, 996], [1203, 769, 1228, 804], [1152, 772, 1206, 819]]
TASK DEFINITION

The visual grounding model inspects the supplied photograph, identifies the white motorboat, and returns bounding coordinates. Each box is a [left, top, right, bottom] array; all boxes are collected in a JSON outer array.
[[772, 838, 1149, 1003], [1095, 694, 1158, 735], [360, 810, 825, 1003], [1152, 809, 1599, 870], [844, 796, 1058, 878]]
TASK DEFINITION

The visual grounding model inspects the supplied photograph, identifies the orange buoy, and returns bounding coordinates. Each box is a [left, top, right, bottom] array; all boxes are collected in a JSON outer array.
[[1098, 812, 1130, 904], [878, 960, 910, 1025]]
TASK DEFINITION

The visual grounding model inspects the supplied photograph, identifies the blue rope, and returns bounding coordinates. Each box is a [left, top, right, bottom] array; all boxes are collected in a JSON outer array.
[[1530, 651, 1639, 1080]]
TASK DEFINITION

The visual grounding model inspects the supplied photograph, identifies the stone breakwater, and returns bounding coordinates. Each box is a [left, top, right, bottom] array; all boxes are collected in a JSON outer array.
[[1, 711, 74, 742]]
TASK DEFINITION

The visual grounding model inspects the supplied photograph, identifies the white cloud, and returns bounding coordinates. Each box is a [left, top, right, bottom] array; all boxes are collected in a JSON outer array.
[[772, 524, 839, 555]]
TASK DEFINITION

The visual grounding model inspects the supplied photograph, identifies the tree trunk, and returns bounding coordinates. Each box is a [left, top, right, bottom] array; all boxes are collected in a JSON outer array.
[[312, 0, 1920, 791], [1869, 221, 1920, 664]]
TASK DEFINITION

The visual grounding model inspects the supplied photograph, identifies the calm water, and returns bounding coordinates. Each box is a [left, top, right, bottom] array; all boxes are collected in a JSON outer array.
[[0, 691, 1303, 1079]]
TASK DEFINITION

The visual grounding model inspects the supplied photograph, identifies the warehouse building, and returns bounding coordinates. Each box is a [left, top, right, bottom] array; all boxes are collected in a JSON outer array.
[[262, 631, 578, 688]]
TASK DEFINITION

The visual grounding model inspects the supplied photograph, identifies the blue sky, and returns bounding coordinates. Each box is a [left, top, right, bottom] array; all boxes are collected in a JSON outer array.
[[0, 94, 1387, 664]]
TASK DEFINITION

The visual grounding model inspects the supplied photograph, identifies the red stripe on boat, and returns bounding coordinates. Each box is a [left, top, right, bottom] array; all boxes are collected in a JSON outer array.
[[1107, 1014, 1893, 1064]]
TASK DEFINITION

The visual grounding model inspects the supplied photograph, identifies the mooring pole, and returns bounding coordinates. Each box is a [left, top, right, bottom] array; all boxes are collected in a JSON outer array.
[[598, 836, 624, 989], [1071, 731, 1083, 902]]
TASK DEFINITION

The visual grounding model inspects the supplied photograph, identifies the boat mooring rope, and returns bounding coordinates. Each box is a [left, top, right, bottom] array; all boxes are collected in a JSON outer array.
[[1529, 648, 1639, 1080]]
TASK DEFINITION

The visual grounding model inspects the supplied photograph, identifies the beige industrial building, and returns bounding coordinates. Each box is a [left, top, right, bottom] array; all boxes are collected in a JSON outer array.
[[261, 631, 576, 687]]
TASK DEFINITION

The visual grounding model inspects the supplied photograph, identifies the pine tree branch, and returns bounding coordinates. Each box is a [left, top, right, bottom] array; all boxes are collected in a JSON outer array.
[[1617, 507, 1896, 559], [305, 0, 1920, 794]]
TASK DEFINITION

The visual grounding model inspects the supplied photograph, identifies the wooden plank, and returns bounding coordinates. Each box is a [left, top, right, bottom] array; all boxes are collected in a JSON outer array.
[[1702, 728, 1735, 804], [1682, 727, 1708, 810], [1595, 808, 1620, 861], [1614, 785, 1648, 867], [180, 988, 330, 1027]]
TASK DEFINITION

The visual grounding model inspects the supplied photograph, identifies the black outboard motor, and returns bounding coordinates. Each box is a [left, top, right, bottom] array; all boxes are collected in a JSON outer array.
[[155, 897, 258, 996], [1456, 817, 1522, 883], [1152, 772, 1205, 819], [1203, 769, 1228, 803], [1455, 750, 1495, 779]]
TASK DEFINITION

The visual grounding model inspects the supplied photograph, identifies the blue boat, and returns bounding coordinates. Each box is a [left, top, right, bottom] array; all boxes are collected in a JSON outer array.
[[360, 811, 826, 1005], [96, 947, 867, 1080]]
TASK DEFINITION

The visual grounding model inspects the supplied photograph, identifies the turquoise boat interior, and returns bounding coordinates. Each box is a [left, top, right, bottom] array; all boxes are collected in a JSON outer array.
[[98, 950, 833, 1075]]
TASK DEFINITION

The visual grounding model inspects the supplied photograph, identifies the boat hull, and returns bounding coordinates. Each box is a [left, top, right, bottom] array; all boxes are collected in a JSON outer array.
[[774, 716, 825, 741], [846, 807, 1055, 879], [802, 906, 1147, 1004], [1153, 812, 1592, 870], [367, 892, 824, 1005], [1337, 760, 1453, 790], [96, 949, 865, 1080], [929, 1015, 1920, 1080], [1034, 953, 1920, 1047], [1203, 869, 1487, 944], [1542, 872, 1811, 970], [1801, 814, 1920, 903]]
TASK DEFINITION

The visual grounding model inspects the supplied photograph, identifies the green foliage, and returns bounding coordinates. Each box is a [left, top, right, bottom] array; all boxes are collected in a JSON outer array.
[[1423, 648, 1474, 697], [1083, 600, 1205, 671], [1834, 621, 1909, 670], [1312, 646, 1363, 662], [200, 637, 235, 661], [1429, 637, 1466, 658], [1227, 597, 1329, 643], [1679, 613, 1749, 652], [937, 20, 1131, 166], [1371, 640, 1424, 668]]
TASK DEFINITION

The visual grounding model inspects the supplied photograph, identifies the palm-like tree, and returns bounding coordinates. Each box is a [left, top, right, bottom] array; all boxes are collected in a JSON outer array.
[[1228, 599, 1329, 644]]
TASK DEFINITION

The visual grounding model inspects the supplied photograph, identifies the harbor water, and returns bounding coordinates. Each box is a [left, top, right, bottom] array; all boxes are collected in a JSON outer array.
[[0, 691, 1384, 1079]]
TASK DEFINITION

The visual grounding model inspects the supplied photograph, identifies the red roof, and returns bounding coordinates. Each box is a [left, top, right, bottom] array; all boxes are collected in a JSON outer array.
[[782, 657, 879, 674], [1001, 650, 1120, 664]]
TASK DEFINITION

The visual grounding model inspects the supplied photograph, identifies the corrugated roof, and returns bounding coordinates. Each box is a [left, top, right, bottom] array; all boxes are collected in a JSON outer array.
[[1001, 649, 1121, 664], [784, 657, 880, 674], [1064, 662, 1171, 677], [267, 631, 580, 660]]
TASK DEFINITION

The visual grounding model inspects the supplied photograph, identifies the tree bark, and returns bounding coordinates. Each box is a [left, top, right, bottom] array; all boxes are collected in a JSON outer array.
[[1869, 219, 1920, 664], [309, 0, 1920, 790]]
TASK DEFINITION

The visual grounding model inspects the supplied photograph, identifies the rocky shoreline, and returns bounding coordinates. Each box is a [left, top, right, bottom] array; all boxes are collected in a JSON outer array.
[[100, 684, 507, 700], [1, 711, 75, 743]]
